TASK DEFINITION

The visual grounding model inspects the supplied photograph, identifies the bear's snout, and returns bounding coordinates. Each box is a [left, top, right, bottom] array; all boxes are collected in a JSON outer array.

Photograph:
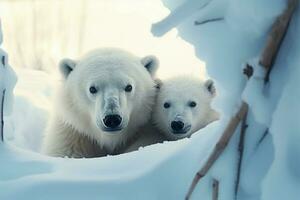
[[170, 120, 191, 134], [171, 121, 184, 132], [102, 114, 123, 132]]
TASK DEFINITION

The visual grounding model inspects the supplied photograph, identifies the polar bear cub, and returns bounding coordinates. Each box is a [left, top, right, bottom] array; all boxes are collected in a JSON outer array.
[[42, 48, 159, 158], [153, 76, 219, 141], [125, 76, 219, 152]]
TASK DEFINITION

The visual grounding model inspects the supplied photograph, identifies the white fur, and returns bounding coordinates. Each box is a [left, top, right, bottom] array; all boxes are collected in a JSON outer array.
[[125, 76, 219, 152], [153, 76, 219, 141], [42, 48, 158, 158]]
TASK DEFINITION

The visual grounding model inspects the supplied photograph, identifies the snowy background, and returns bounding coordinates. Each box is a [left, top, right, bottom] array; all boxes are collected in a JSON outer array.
[[1, 0, 300, 200]]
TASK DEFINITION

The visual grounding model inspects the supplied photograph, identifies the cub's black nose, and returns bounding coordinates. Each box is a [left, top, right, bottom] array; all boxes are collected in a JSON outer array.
[[103, 115, 122, 129], [171, 121, 185, 132]]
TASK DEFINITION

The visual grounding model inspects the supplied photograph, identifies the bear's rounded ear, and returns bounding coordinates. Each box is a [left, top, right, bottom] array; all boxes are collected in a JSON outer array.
[[205, 79, 216, 97], [59, 58, 77, 79], [141, 55, 159, 77]]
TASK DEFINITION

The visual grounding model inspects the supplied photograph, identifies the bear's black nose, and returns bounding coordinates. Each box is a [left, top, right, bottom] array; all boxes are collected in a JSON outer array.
[[171, 121, 185, 132], [103, 115, 122, 129]]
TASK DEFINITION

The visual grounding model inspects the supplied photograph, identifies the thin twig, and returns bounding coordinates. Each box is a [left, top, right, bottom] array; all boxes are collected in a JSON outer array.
[[1, 89, 5, 142], [212, 179, 219, 200], [234, 110, 248, 199], [194, 17, 224, 26], [185, 102, 248, 200], [256, 128, 269, 149]]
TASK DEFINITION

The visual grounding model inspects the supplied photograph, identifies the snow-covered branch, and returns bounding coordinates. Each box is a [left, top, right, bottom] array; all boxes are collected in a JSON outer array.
[[186, 0, 298, 199], [186, 102, 248, 200]]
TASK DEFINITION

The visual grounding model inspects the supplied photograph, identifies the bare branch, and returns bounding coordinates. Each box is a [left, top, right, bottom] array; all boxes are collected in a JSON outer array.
[[186, 102, 248, 200], [234, 110, 248, 199], [194, 17, 224, 26], [212, 179, 219, 200], [1, 89, 5, 142], [256, 128, 269, 149], [186, 0, 297, 199]]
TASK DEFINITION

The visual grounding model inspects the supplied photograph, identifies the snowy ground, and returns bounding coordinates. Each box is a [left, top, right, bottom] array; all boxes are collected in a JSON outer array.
[[1, 0, 300, 200]]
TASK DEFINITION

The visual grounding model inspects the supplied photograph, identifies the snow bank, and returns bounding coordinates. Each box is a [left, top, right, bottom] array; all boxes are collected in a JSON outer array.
[[5, 69, 52, 152], [153, 0, 300, 199], [262, 11, 300, 200]]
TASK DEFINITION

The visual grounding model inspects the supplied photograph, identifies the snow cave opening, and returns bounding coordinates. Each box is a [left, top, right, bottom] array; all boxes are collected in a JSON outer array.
[[1, 0, 219, 159]]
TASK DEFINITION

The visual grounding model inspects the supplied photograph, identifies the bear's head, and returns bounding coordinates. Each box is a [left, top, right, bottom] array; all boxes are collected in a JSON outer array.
[[57, 48, 159, 150], [153, 76, 218, 141]]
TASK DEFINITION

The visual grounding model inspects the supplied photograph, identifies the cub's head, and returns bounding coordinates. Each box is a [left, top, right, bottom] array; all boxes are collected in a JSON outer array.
[[59, 48, 158, 136], [153, 76, 218, 141]]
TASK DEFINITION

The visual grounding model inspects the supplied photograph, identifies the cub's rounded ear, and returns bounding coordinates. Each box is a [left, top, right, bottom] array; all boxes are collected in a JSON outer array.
[[59, 58, 77, 79], [154, 78, 163, 89], [205, 79, 216, 97], [141, 55, 159, 77]]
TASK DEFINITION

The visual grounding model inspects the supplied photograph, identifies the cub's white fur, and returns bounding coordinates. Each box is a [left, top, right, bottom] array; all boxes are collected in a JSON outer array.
[[125, 76, 219, 152], [153, 76, 219, 141]]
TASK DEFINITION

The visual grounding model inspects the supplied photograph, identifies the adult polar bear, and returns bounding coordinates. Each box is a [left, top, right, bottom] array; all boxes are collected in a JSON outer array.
[[42, 48, 159, 158]]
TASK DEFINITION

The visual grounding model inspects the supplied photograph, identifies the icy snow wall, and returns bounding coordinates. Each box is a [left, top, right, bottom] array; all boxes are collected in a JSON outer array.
[[152, 0, 300, 199]]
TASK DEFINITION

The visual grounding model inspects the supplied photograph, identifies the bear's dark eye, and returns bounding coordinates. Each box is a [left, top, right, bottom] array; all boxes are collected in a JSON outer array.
[[189, 101, 197, 108], [163, 102, 171, 109], [125, 84, 133, 92], [89, 86, 97, 94]]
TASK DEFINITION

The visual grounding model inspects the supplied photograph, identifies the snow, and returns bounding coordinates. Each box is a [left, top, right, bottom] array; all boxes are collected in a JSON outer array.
[[5, 69, 52, 152], [226, 0, 286, 37], [152, 0, 300, 200], [1, 0, 300, 200], [0, 49, 17, 116], [261, 11, 300, 200]]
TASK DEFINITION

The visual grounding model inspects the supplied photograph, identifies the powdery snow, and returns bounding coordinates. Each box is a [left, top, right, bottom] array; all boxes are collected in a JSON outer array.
[[1, 0, 300, 200], [152, 0, 299, 199]]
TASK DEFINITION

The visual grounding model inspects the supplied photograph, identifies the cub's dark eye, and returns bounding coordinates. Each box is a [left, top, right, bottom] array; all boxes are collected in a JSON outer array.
[[189, 101, 197, 108], [125, 84, 133, 92], [163, 102, 171, 109], [89, 86, 97, 94]]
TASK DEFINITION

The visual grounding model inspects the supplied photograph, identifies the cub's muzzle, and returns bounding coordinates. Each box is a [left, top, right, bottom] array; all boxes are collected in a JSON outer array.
[[170, 120, 191, 134]]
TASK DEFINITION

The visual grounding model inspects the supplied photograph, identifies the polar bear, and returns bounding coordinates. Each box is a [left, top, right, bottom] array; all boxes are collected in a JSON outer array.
[[125, 76, 219, 152], [42, 48, 159, 158], [153, 76, 219, 141]]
